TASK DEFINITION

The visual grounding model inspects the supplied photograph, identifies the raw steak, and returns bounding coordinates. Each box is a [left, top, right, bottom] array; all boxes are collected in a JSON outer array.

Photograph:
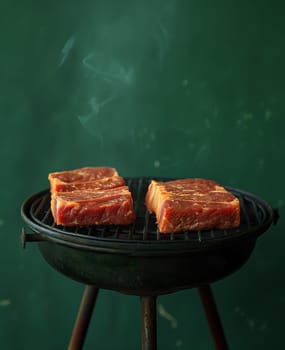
[[48, 167, 135, 226], [145, 179, 240, 233], [48, 167, 122, 193], [51, 186, 135, 226]]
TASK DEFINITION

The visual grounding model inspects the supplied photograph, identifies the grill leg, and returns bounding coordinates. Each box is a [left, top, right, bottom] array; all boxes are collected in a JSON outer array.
[[68, 285, 99, 350], [198, 285, 229, 350], [141, 296, 157, 350]]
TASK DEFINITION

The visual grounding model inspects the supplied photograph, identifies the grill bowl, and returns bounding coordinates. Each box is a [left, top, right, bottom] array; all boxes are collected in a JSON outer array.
[[21, 178, 275, 295]]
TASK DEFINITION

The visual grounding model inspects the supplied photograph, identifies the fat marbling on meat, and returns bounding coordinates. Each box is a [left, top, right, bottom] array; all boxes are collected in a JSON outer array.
[[51, 186, 135, 226], [48, 166, 124, 193], [145, 178, 240, 233], [48, 167, 135, 226]]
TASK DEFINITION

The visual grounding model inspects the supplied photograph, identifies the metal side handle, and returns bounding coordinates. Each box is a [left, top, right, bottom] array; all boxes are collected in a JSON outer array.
[[273, 208, 280, 225], [21, 228, 45, 249]]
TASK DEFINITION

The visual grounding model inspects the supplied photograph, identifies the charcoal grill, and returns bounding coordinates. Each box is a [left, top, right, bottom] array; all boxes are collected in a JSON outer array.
[[21, 177, 278, 350]]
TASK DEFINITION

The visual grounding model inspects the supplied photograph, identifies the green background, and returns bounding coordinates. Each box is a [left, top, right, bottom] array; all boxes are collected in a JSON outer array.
[[1, 0, 284, 349]]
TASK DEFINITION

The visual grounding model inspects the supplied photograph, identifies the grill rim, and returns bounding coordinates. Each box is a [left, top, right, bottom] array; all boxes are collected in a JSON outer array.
[[21, 178, 274, 255]]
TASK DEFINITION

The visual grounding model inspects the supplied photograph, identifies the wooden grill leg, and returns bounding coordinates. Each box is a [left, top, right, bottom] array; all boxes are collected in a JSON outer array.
[[141, 296, 157, 350], [68, 285, 99, 350], [198, 285, 229, 350]]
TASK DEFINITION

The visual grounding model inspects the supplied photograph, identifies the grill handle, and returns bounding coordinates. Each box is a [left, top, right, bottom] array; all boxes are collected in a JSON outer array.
[[273, 208, 280, 225], [21, 228, 45, 248]]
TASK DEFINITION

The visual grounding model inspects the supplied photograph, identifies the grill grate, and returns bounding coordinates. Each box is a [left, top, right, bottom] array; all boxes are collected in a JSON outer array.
[[25, 178, 273, 244]]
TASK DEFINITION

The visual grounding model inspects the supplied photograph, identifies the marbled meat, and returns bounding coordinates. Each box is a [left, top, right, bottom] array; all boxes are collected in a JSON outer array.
[[48, 166, 123, 193], [145, 178, 240, 233], [48, 167, 135, 226], [51, 186, 135, 226]]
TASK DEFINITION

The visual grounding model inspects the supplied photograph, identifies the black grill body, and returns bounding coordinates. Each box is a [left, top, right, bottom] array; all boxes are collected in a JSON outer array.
[[21, 178, 275, 295]]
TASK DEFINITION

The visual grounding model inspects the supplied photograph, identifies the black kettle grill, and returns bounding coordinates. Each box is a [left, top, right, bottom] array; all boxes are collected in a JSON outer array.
[[21, 178, 278, 350]]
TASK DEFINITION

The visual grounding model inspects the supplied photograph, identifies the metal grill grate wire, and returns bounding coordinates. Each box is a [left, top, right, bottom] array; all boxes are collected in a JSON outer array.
[[27, 178, 273, 244]]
